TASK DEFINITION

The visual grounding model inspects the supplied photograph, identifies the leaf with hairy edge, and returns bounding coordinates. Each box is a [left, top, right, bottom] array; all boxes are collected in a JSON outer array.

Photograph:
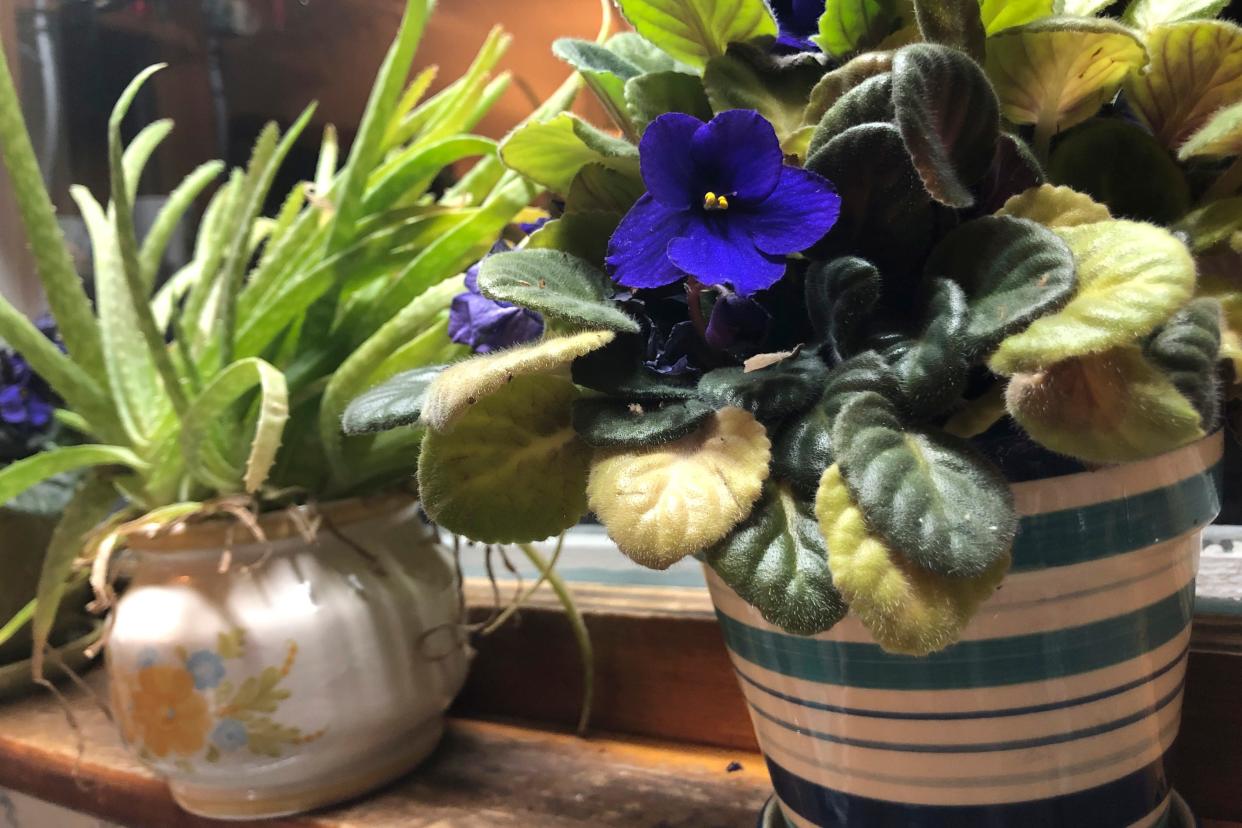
[[1174, 198, 1242, 253], [571, 333, 700, 401], [1124, 0, 1230, 31], [572, 397, 714, 447], [31, 475, 126, 680], [805, 256, 881, 361], [808, 74, 894, 160], [925, 216, 1076, 359], [1179, 100, 1242, 160], [1007, 346, 1205, 463], [422, 330, 615, 432], [139, 161, 224, 289], [1125, 21, 1242, 150], [1193, 247, 1242, 376], [0, 446, 144, 505], [980, 0, 1052, 34], [613, 0, 777, 69], [342, 366, 446, 436], [887, 279, 970, 417], [698, 353, 829, 424], [815, 464, 1009, 655], [986, 20, 1146, 138], [1048, 119, 1190, 225], [705, 483, 848, 636], [500, 113, 638, 194], [478, 249, 640, 333], [1062, 0, 1113, 13], [182, 358, 289, 494], [910, 0, 985, 63], [990, 220, 1195, 375], [588, 407, 770, 569], [996, 184, 1111, 228], [806, 123, 935, 277], [814, 0, 900, 58], [1144, 298, 1223, 430], [420, 375, 590, 544], [553, 38, 642, 136], [703, 44, 828, 143], [974, 133, 1045, 215], [803, 52, 893, 126], [606, 31, 696, 73], [892, 44, 998, 208], [625, 71, 714, 133], [832, 392, 1017, 578]]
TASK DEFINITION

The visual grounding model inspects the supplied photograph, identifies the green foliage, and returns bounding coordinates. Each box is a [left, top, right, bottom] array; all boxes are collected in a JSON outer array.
[[805, 256, 881, 361], [885, 279, 970, 417], [625, 71, 714, 132], [703, 45, 827, 142], [341, 366, 445, 435], [909, 0, 985, 62], [477, 249, 639, 333], [1144, 298, 1223, 430], [698, 353, 828, 424], [1124, 0, 1230, 31], [613, 0, 777, 69], [808, 74, 894, 158], [500, 113, 638, 194], [980, 0, 1053, 34], [572, 397, 714, 447], [803, 52, 893, 126], [814, 0, 900, 57]]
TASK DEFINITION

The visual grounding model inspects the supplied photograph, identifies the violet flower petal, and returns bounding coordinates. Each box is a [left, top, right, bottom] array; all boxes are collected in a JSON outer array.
[[606, 194, 693, 290], [705, 292, 771, 352], [744, 166, 842, 254], [448, 291, 544, 355], [640, 113, 705, 208], [666, 213, 786, 295], [690, 110, 783, 203]]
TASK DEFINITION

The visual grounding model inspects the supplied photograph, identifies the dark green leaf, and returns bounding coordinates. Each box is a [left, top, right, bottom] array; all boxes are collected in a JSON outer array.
[[833, 391, 1017, 578], [552, 38, 643, 137], [477, 249, 640, 333], [705, 483, 848, 636], [808, 74, 894, 160], [566, 163, 646, 214], [1144, 297, 1223, 430], [925, 215, 1076, 358], [1049, 118, 1191, 225], [911, 0, 986, 62], [526, 212, 623, 267], [341, 365, 444, 435], [803, 51, 894, 126], [605, 32, 692, 73], [698, 353, 829, 423], [892, 43, 999, 208], [625, 71, 714, 133], [975, 131, 1045, 214], [814, 0, 901, 57], [703, 43, 828, 141], [805, 256, 881, 360], [572, 333, 701, 401], [887, 279, 970, 417], [572, 397, 715, 447]]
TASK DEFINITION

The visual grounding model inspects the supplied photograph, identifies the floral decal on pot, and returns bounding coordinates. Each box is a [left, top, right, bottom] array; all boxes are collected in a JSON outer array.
[[111, 629, 324, 766]]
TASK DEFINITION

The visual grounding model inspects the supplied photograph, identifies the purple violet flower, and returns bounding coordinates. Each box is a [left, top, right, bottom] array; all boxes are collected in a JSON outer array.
[[770, 0, 823, 52], [606, 110, 841, 297], [448, 247, 545, 355], [705, 291, 771, 355], [1, 316, 60, 432]]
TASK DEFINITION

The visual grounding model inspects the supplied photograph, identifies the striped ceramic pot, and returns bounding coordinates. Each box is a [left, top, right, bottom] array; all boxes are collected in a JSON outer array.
[[707, 434, 1222, 828]]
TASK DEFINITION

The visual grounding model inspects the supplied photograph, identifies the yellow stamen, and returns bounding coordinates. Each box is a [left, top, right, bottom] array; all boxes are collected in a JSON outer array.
[[703, 191, 729, 211], [717, 195, 729, 210]]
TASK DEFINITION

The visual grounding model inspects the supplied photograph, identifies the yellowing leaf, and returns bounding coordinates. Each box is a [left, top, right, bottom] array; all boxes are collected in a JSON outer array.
[[980, 0, 1053, 34], [996, 184, 1112, 228], [421, 330, 615, 432], [1178, 99, 1242, 160], [989, 220, 1195, 374], [814, 464, 1009, 656], [1123, 0, 1230, 31], [1006, 346, 1206, 463], [587, 407, 770, 569], [986, 20, 1146, 136], [1125, 21, 1242, 150]]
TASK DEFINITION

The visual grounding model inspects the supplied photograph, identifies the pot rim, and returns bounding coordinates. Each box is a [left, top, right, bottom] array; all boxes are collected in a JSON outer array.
[[125, 490, 419, 554]]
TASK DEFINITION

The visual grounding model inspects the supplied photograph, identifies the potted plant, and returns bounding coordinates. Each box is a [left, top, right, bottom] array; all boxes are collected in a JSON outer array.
[[0, 0, 578, 817], [345, 0, 1234, 825]]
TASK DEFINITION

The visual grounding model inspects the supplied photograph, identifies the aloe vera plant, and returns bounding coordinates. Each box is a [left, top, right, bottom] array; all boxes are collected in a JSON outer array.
[[0, 0, 576, 675], [345, 0, 1231, 656]]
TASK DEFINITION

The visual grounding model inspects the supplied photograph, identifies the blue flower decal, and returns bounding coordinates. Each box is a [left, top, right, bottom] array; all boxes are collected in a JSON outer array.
[[448, 247, 545, 354], [186, 650, 226, 690], [211, 718, 248, 751], [606, 110, 841, 297], [770, 0, 823, 52], [136, 647, 160, 669]]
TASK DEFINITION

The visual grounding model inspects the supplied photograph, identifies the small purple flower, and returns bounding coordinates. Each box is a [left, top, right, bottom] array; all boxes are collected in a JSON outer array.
[[0, 384, 52, 427], [448, 250, 545, 355], [186, 650, 226, 690], [211, 718, 249, 751], [705, 291, 771, 355], [519, 216, 550, 236], [606, 110, 841, 297], [770, 0, 823, 52]]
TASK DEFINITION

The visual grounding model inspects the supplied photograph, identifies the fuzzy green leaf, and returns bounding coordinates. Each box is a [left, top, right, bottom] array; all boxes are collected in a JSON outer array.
[[705, 483, 848, 636], [572, 397, 714, 447], [808, 74, 894, 159], [342, 366, 445, 435], [1178, 100, 1242, 160], [552, 38, 644, 137], [613, 0, 778, 69], [887, 279, 970, 417], [1144, 298, 1223, 430], [1173, 198, 1242, 253], [814, 0, 900, 57], [624, 71, 714, 133], [909, 0, 985, 63], [500, 113, 638, 194], [698, 353, 829, 424], [892, 44, 999, 208], [832, 392, 1017, 578], [805, 256, 881, 360], [477, 249, 640, 333], [995, 184, 1112, 228], [979, 0, 1052, 34], [419, 374, 590, 544], [1123, 0, 1230, 31], [571, 333, 700, 401], [565, 163, 646, 214], [990, 220, 1195, 374], [803, 52, 894, 126], [925, 215, 1077, 358], [703, 44, 828, 142]]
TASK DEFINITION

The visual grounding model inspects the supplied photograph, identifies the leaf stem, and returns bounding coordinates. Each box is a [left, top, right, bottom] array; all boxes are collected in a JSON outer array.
[[1032, 109, 1056, 167], [480, 533, 566, 635], [517, 541, 594, 736], [0, 599, 35, 649]]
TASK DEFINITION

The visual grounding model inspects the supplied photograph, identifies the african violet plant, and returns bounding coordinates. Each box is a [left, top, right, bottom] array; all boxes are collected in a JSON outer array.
[[0, 0, 576, 675], [343, 0, 1228, 656]]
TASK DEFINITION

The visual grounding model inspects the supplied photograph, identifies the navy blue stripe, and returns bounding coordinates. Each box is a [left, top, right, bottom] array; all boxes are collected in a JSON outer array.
[[735, 643, 1189, 721], [748, 677, 1183, 754], [1010, 463, 1220, 572], [716, 582, 1195, 689], [767, 753, 1170, 828]]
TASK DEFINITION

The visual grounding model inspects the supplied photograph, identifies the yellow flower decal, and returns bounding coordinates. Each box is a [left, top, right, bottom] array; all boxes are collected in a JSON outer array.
[[129, 665, 211, 758]]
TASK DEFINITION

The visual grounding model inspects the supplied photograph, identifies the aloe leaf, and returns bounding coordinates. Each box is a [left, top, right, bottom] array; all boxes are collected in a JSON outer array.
[[151, 262, 200, 332], [181, 358, 289, 493], [182, 171, 242, 342], [415, 27, 511, 146], [0, 445, 145, 505], [315, 125, 339, 194], [364, 135, 496, 213], [139, 160, 224, 288], [0, 39, 105, 380], [120, 118, 173, 203], [384, 66, 440, 150]]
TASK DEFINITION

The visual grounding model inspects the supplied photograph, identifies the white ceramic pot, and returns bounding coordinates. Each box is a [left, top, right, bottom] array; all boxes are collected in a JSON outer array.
[[106, 495, 469, 820]]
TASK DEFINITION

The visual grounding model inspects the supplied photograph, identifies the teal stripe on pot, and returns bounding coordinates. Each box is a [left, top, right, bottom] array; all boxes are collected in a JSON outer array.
[[715, 582, 1195, 690], [1009, 463, 1220, 572]]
